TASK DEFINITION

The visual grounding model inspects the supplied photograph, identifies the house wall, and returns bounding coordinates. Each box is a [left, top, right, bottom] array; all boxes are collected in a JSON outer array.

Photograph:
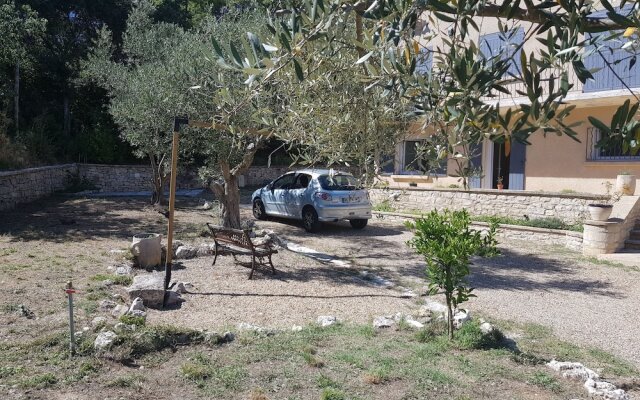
[[525, 105, 640, 194]]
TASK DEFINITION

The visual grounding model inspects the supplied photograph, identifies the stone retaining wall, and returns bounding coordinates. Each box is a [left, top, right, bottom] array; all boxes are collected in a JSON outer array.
[[374, 211, 583, 251], [78, 164, 202, 193], [582, 195, 640, 255], [241, 166, 291, 186], [371, 188, 606, 224], [0, 164, 76, 211]]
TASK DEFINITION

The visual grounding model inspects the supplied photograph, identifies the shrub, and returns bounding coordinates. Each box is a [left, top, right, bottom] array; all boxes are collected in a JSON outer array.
[[407, 209, 498, 339]]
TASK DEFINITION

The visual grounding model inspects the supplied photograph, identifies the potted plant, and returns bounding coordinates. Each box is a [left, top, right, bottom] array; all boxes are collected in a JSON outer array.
[[587, 182, 620, 221], [616, 171, 636, 195], [496, 176, 504, 190]]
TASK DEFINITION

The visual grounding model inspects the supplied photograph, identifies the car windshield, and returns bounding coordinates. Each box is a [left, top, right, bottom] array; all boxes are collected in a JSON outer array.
[[318, 174, 361, 191]]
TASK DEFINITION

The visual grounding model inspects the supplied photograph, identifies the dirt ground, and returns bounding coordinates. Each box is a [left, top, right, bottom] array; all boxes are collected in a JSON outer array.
[[1, 193, 639, 399]]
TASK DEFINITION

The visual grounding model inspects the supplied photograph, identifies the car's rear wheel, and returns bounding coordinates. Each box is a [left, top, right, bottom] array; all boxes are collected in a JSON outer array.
[[302, 207, 321, 233], [349, 219, 368, 229], [253, 198, 266, 220]]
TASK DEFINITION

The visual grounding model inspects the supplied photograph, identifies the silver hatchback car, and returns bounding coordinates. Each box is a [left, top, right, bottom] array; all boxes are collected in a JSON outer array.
[[251, 169, 372, 232]]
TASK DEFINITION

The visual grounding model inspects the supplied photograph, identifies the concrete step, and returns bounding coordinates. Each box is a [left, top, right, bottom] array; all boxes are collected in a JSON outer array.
[[625, 239, 640, 250]]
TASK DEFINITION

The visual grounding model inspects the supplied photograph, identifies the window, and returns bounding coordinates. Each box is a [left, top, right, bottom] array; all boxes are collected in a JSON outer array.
[[402, 140, 446, 174], [272, 173, 296, 189], [479, 28, 524, 76], [291, 173, 311, 189], [586, 127, 640, 161], [318, 174, 361, 190]]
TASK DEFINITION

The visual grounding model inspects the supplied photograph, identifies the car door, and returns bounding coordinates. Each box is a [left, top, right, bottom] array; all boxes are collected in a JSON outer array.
[[264, 173, 296, 216], [285, 173, 312, 218]]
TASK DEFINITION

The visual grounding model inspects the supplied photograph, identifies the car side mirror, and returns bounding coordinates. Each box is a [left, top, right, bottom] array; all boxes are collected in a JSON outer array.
[[267, 183, 274, 191]]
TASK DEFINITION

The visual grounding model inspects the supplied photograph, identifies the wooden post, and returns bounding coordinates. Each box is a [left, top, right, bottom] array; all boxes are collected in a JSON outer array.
[[165, 118, 185, 290]]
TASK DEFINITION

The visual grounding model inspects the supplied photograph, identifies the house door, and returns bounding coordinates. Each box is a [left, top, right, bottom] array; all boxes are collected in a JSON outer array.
[[468, 145, 483, 189], [508, 141, 526, 190], [492, 141, 526, 189]]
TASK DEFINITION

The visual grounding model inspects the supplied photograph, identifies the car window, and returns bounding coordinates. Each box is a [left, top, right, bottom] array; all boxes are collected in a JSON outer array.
[[272, 174, 296, 190], [318, 174, 361, 191], [292, 173, 311, 189]]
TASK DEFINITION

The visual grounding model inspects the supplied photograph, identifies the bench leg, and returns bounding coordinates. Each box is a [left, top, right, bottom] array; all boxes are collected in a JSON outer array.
[[248, 255, 256, 280], [212, 243, 218, 266], [268, 254, 276, 275]]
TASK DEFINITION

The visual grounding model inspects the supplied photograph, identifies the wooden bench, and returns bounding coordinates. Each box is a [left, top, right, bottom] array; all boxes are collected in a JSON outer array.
[[206, 223, 277, 279]]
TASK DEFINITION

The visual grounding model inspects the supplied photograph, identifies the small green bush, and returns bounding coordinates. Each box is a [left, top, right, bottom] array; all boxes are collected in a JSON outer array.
[[372, 199, 394, 212], [454, 320, 505, 350], [119, 314, 146, 327], [320, 388, 346, 400]]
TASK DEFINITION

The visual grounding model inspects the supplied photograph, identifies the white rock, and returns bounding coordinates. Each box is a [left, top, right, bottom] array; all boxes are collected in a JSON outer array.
[[317, 316, 338, 327], [115, 265, 132, 276], [237, 322, 265, 332], [129, 310, 147, 318], [291, 325, 303, 332], [175, 246, 197, 259], [547, 360, 599, 381], [421, 300, 448, 316], [202, 201, 213, 210], [405, 318, 425, 329], [480, 322, 494, 334], [127, 274, 164, 308], [111, 305, 128, 318], [91, 316, 107, 329], [165, 290, 183, 307], [373, 316, 394, 328], [174, 282, 188, 294], [453, 309, 471, 328], [94, 331, 117, 351], [129, 297, 145, 313], [584, 378, 628, 399]]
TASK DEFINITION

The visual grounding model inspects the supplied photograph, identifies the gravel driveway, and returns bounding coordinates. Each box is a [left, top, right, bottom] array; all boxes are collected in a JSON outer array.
[[250, 209, 640, 367]]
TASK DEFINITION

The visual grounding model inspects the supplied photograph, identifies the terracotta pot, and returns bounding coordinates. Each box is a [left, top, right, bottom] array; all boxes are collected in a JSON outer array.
[[616, 174, 636, 195], [497, 183, 504, 190], [588, 204, 613, 221], [131, 233, 162, 268]]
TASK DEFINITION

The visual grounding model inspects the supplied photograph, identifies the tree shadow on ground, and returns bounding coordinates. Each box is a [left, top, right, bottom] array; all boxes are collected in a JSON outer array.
[[0, 195, 204, 243], [470, 248, 623, 298]]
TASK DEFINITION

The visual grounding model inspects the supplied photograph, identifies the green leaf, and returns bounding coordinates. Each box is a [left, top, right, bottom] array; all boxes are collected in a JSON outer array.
[[588, 116, 612, 134], [355, 51, 373, 65], [293, 58, 304, 81], [229, 41, 243, 67]]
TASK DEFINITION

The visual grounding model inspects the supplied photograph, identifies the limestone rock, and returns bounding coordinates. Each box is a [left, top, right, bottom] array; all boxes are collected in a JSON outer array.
[[94, 331, 117, 351], [547, 360, 599, 381], [452, 309, 471, 328], [202, 201, 213, 210], [99, 299, 117, 312], [17, 304, 35, 319], [174, 282, 188, 294], [129, 310, 147, 319], [373, 316, 394, 328], [291, 325, 303, 332], [175, 246, 197, 259], [405, 318, 425, 329], [127, 274, 164, 309], [115, 265, 132, 276], [419, 300, 448, 316], [164, 290, 183, 307], [584, 378, 629, 400], [480, 322, 494, 334], [317, 316, 338, 327], [111, 305, 128, 318], [129, 297, 145, 313], [91, 316, 107, 330]]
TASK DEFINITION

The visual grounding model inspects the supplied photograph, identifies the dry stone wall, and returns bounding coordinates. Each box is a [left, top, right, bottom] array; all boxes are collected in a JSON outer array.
[[371, 188, 606, 224], [0, 164, 76, 211], [78, 164, 202, 192], [374, 211, 584, 251]]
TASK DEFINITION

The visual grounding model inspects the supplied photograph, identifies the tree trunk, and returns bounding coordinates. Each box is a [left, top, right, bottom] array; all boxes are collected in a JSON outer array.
[[149, 154, 168, 206], [63, 95, 70, 137], [14, 62, 19, 135], [210, 174, 241, 229], [446, 292, 454, 340]]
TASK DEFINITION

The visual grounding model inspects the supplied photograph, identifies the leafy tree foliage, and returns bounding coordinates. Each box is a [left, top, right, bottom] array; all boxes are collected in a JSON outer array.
[[407, 209, 498, 339]]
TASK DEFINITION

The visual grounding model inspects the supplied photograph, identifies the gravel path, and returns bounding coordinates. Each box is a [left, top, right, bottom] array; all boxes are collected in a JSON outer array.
[[251, 210, 640, 367]]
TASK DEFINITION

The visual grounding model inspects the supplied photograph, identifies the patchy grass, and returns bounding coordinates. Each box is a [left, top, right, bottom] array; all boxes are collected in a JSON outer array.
[[119, 314, 146, 327], [372, 200, 395, 213], [105, 374, 146, 388], [90, 274, 133, 286], [529, 371, 562, 392], [582, 256, 640, 272], [0, 247, 17, 257]]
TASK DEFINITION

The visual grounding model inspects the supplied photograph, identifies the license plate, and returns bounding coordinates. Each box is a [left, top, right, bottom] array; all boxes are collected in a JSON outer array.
[[342, 196, 360, 203]]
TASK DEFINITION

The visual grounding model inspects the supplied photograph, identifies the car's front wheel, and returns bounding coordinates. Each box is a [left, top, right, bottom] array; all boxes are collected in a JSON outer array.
[[302, 207, 321, 233], [349, 219, 368, 229], [253, 198, 266, 220]]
